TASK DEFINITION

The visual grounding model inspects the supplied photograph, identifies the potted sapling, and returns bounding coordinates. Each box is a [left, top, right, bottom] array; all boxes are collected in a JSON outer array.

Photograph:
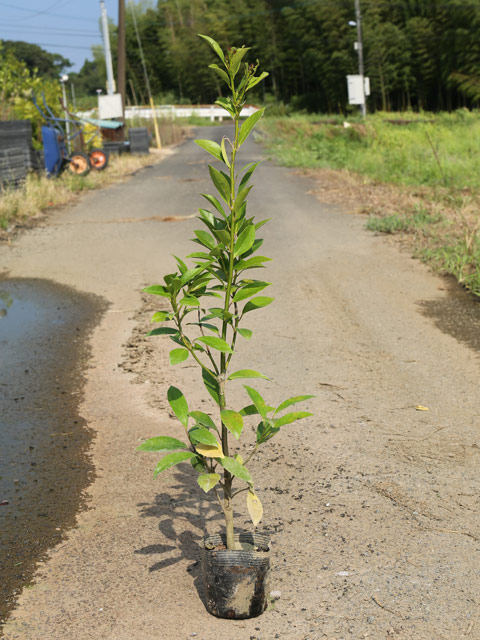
[[137, 35, 314, 619]]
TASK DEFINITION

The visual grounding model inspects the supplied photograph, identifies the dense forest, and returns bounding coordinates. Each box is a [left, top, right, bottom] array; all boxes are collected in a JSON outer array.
[[69, 0, 480, 113], [4, 0, 480, 114]]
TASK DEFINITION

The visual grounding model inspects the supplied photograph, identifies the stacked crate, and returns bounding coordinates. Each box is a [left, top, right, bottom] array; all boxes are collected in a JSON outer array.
[[0, 121, 41, 188], [128, 127, 150, 154]]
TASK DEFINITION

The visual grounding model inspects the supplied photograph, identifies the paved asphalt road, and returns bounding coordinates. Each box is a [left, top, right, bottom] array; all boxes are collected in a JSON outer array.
[[1, 127, 479, 639]]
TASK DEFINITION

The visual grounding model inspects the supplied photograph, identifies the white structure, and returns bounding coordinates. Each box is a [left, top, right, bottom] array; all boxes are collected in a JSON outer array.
[[98, 94, 124, 119], [77, 104, 260, 123], [125, 104, 260, 122], [346, 75, 370, 106]]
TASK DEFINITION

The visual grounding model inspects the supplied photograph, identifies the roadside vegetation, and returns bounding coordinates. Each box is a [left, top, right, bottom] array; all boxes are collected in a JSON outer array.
[[0, 123, 186, 239], [259, 112, 480, 297]]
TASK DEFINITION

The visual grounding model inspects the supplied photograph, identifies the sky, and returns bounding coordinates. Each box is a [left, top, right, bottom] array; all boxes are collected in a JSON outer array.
[[0, 0, 120, 73]]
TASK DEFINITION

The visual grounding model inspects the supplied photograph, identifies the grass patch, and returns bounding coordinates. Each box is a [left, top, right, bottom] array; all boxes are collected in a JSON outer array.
[[260, 112, 480, 297]]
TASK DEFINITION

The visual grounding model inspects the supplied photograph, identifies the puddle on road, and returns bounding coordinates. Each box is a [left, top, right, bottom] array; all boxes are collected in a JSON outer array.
[[0, 278, 105, 626], [417, 281, 480, 354]]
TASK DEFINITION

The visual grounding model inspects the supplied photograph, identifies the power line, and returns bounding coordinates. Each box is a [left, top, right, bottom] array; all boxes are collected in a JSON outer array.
[[0, 27, 100, 37], [0, 1, 98, 23], [1, 21, 98, 34], [21, 42, 96, 51]]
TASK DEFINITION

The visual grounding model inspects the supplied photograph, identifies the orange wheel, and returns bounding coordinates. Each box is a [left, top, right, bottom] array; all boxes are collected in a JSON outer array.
[[68, 152, 91, 176], [89, 148, 109, 171]]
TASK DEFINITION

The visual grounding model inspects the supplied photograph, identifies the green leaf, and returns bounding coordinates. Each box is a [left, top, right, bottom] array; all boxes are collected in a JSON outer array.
[[137, 436, 188, 452], [143, 284, 170, 297], [234, 185, 252, 213], [173, 254, 188, 274], [196, 336, 232, 352], [275, 411, 313, 427], [220, 456, 252, 484], [179, 266, 205, 287], [234, 224, 255, 257], [228, 369, 269, 381], [220, 409, 244, 439], [198, 34, 225, 63], [203, 368, 220, 405], [238, 108, 265, 146], [238, 328, 253, 340], [215, 97, 235, 117], [212, 228, 230, 245], [256, 419, 280, 444], [167, 386, 189, 428], [240, 403, 260, 416], [275, 395, 315, 414], [187, 251, 213, 261], [235, 256, 271, 271], [198, 208, 215, 228], [187, 321, 219, 334], [220, 137, 230, 167], [232, 282, 270, 302], [209, 165, 230, 203], [197, 473, 221, 493], [230, 46, 249, 77], [189, 427, 219, 447], [151, 311, 172, 322], [189, 411, 217, 430], [193, 229, 217, 249], [195, 138, 223, 162], [239, 161, 261, 190], [255, 218, 270, 231], [202, 193, 227, 218], [244, 385, 268, 418], [191, 456, 206, 472], [209, 63, 231, 87], [179, 295, 200, 307], [247, 71, 269, 91], [169, 348, 189, 365], [243, 296, 274, 314], [240, 403, 275, 416], [147, 327, 178, 336], [154, 451, 196, 476]]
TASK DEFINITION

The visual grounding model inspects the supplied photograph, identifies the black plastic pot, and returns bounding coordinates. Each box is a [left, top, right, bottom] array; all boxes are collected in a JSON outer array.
[[201, 532, 270, 619]]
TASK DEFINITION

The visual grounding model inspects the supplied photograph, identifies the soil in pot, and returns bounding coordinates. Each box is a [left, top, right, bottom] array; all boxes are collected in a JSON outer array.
[[201, 532, 270, 619]]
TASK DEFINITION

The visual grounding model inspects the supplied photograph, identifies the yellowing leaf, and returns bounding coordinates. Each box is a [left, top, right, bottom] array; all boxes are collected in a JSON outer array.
[[195, 443, 224, 458], [247, 490, 263, 527], [197, 473, 221, 493], [415, 405, 429, 411]]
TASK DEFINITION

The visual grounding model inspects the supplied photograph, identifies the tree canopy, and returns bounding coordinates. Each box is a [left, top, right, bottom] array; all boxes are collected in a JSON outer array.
[[6, 0, 480, 113], [1, 40, 71, 79]]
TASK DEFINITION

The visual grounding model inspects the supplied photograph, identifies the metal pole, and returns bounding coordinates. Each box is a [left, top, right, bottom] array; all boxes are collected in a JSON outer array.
[[61, 78, 71, 153], [355, 0, 366, 117], [117, 0, 126, 124], [100, 0, 116, 95], [70, 82, 77, 111], [129, 0, 162, 148]]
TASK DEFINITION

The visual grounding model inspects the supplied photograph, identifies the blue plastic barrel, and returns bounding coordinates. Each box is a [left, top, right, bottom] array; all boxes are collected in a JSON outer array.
[[41, 125, 64, 176]]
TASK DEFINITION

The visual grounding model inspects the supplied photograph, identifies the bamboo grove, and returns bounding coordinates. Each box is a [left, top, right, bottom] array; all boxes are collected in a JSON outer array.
[[71, 0, 480, 113]]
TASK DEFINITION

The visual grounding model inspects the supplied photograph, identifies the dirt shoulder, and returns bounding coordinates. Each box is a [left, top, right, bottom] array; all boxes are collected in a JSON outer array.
[[1, 130, 479, 640]]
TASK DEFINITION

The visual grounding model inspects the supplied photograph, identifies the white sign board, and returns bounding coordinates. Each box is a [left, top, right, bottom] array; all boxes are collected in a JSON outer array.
[[98, 93, 123, 119], [346, 75, 370, 105]]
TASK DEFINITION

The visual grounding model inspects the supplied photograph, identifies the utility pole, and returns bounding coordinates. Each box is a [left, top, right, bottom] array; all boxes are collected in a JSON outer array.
[[129, 0, 162, 148], [354, 0, 366, 117], [117, 0, 126, 122], [100, 0, 116, 95]]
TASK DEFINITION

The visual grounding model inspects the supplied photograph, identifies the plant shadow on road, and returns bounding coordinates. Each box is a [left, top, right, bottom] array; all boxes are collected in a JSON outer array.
[[134, 462, 241, 604]]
